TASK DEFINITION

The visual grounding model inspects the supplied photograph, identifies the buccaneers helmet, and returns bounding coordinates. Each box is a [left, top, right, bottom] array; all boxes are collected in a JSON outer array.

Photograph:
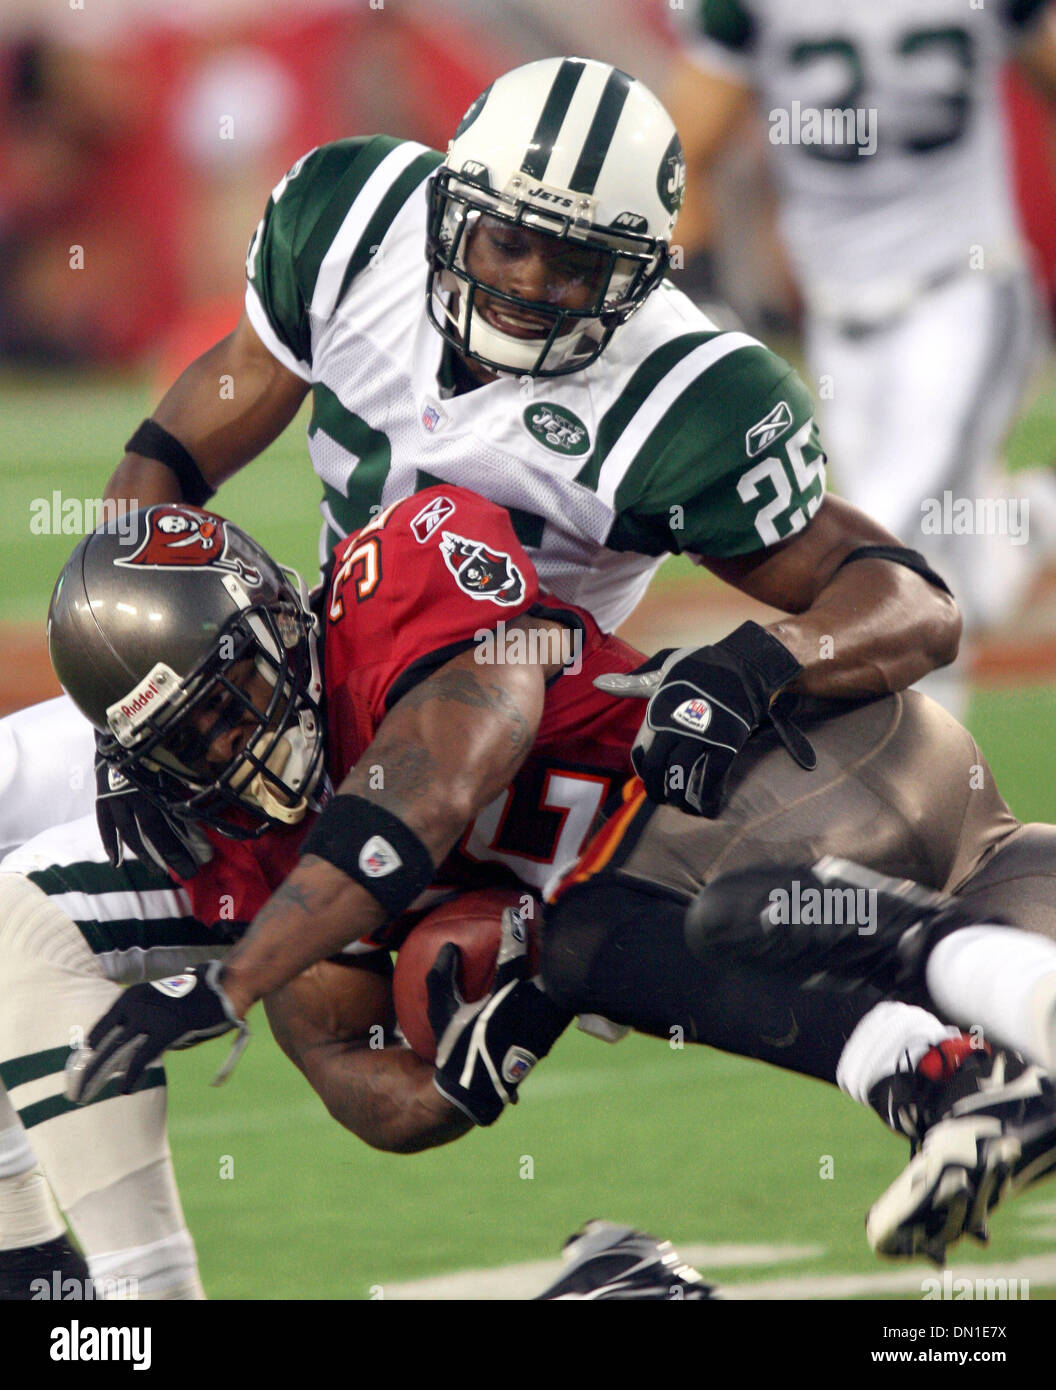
[[427, 56, 685, 378], [48, 505, 325, 837]]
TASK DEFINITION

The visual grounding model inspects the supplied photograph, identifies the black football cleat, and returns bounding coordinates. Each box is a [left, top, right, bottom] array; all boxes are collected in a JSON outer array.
[[684, 856, 984, 998], [535, 1220, 718, 1300], [868, 1039, 1056, 1262]]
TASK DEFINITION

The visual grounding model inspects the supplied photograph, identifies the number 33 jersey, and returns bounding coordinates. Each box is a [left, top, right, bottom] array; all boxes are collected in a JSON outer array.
[[181, 487, 645, 943], [676, 0, 1047, 318], [245, 137, 825, 632]]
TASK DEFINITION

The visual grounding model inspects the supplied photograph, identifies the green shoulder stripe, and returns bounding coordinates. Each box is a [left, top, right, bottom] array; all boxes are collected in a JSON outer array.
[[333, 147, 444, 312], [577, 330, 722, 492], [247, 137, 439, 366], [609, 348, 824, 558]]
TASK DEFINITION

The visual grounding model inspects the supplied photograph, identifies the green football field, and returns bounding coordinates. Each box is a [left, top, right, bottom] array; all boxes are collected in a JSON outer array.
[[2, 367, 1056, 1302]]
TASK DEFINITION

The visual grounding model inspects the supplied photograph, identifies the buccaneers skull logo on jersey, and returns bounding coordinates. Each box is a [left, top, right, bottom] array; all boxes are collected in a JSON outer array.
[[439, 531, 525, 606], [116, 506, 263, 587]]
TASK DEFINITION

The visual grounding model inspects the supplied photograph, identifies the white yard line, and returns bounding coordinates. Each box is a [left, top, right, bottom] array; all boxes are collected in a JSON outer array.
[[381, 1246, 1056, 1301], [380, 1243, 822, 1300]]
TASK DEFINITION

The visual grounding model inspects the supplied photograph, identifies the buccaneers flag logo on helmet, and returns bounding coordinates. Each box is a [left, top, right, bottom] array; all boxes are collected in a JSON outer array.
[[116, 506, 263, 587], [439, 531, 525, 606]]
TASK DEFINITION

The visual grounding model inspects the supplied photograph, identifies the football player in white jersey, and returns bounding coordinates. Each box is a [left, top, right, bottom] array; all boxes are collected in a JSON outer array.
[[0, 57, 960, 1298], [665, 0, 1056, 714]]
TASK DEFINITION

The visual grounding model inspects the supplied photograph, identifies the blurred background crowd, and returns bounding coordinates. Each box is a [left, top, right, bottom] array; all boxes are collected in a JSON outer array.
[[3, 0, 1052, 377], [0, 0, 670, 373]]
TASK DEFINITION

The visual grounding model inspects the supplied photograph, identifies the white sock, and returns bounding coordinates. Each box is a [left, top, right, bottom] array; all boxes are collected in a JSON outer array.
[[87, 1231, 205, 1300], [836, 1001, 961, 1105], [927, 925, 1056, 1066]]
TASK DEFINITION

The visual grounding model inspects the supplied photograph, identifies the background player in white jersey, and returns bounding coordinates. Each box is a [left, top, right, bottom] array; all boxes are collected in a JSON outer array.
[[0, 57, 961, 1295], [666, 0, 1056, 713]]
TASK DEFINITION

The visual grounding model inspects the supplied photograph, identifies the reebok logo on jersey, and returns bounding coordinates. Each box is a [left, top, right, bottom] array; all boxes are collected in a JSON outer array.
[[672, 698, 712, 733], [746, 401, 793, 458], [440, 532, 525, 606], [410, 495, 455, 542], [359, 836, 402, 878]]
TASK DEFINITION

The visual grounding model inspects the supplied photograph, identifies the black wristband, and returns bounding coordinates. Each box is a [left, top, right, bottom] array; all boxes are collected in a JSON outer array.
[[835, 545, 953, 597], [300, 794, 436, 919], [124, 420, 215, 507]]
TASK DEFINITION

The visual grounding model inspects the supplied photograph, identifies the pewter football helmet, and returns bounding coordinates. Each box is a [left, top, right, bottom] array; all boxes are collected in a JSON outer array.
[[48, 505, 325, 836]]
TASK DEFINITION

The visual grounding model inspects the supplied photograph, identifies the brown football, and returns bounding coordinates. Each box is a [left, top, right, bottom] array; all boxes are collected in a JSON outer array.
[[392, 889, 539, 1062]]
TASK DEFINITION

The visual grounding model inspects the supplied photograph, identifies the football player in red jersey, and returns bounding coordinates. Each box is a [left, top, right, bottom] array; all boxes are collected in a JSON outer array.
[[1, 486, 643, 1296], [20, 487, 1056, 1298]]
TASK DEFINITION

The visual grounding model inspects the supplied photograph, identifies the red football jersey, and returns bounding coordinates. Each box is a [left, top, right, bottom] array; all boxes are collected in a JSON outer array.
[[184, 487, 643, 949]]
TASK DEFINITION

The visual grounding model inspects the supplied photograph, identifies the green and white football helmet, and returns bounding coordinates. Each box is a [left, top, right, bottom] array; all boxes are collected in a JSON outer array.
[[427, 57, 685, 378]]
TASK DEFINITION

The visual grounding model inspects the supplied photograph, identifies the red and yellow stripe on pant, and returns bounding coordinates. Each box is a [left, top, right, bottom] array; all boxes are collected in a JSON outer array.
[[548, 776, 647, 904]]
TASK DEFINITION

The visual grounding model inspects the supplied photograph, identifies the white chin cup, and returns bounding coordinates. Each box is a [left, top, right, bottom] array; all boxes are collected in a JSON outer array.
[[240, 711, 320, 825]]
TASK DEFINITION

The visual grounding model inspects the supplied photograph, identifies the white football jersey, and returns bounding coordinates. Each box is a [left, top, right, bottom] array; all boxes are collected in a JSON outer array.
[[245, 137, 826, 632], [678, 0, 1048, 320]]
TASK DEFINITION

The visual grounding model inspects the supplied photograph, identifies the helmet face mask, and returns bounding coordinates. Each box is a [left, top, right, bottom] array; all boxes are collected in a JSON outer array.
[[49, 506, 327, 842], [426, 57, 684, 379], [426, 170, 669, 378], [102, 600, 324, 838]]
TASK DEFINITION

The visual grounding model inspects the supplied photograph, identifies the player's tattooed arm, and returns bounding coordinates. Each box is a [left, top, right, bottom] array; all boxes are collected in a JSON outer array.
[[104, 310, 309, 509], [220, 619, 565, 1018], [702, 495, 962, 697], [265, 962, 471, 1153]]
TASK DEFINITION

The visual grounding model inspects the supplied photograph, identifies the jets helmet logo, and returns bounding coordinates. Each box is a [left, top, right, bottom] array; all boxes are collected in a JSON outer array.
[[439, 531, 525, 606], [117, 506, 263, 587]]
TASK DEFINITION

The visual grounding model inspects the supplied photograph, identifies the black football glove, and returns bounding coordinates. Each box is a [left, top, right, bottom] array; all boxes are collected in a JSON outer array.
[[95, 735, 212, 880], [428, 908, 571, 1126], [595, 622, 815, 817], [65, 961, 248, 1105]]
